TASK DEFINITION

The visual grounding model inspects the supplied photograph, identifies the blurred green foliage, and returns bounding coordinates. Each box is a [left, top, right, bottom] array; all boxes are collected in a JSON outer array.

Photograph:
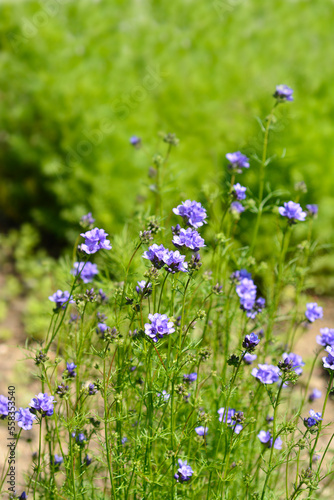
[[0, 0, 333, 267]]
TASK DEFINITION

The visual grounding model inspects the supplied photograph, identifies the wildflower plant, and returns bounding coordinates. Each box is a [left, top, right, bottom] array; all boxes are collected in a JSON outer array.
[[1, 87, 333, 500]]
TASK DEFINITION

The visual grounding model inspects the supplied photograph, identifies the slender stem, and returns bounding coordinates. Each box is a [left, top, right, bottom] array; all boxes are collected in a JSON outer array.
[[251, 102, 278, 252]]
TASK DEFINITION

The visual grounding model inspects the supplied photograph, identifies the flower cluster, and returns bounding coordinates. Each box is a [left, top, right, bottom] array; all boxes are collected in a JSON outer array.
[[281, 352, 305, 376], [316, 328, 334, 347], [195, 426, 208, 436], [80, 228, 112, 254], [305, 302, 323, 323], [174, 459, 194, 483], [226, 151, 250, 173], [252, 364, 281, 384], [30, 393, 56, 416], [218, 407, 243, 434], [304, 410, 322, 429], [0, 395, 9, 419], [71, 262, 98, 283], [143, 244, 187, 273], [322, 345, 334, 371], [144, 313, 175, 343], [258, 430, 282, 449], [242, 333, 260, 352], [172, 228, 205, 251], [15, 408, 36, 430], [232, 183, 247, 200], [278, 201, 307, 223], [173, 200, 207, 228], [135, 280, 152, 296], [49, 290, 74, 310], [273, 84, 294, 102], [235, 273, 265, 319]]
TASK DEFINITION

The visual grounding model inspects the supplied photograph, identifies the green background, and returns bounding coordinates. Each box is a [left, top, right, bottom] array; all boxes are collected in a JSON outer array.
[[0, 0, 333, 258]]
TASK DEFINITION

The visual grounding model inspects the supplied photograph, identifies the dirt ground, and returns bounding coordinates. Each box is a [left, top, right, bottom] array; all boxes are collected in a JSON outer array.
[[0, 290, 333, 495]]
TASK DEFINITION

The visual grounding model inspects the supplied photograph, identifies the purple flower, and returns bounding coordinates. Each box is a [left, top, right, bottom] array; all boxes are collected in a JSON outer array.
[[73, 432, 86, 445], [88, 383, 98, 396], [252, 364, 281, 384], [230, 201, 245, 214], [30, 393, 56, 416], [306, 204, 318, 216], [305, 303, 323, 323], [242, 333, 260, 352], [80, 212, 95, 227], [172, 228, 205, 252], [322, 345, 334, 371], [231, 269, 252, 282], [54, 454, 63, 466], [15, 408, 36, 430], [174, 459, 193, 483], [173, 200, 207, 228], [316, 328, 334, 347], [135, 280, 152, 296], [273, 85, 294, 102], [80, 228, 112, 254], [226, 152, 250, 173], [71, 262, 98, 283], [183, 373, 197, 383], [0, 395, 9, 418], [257, 430, 282, 449], [233, 183, 247, 200], [143, 244, 169, 269], [84, 454, 92, 466], [278, 202, 306, 222], [195, 426, 208, 436], [246, 297, 266, 319], [97, 289, 108, 303], [122, 437, 128, 445], [130, 136, 141, 148], [218, 407, 243, 434], [96, 322, 110, 338], [144, 313, 175, 343], [304, 409, 322, 428], [66, 362, 77, 378], [243, 353, 257, 365], [282, 353, 305, 375], [163, 250, 188, 273], [49, 290, 74, 310], [236, 278, 257, 312], [158, 390, 170, 402], [308, 388, 322, 403]]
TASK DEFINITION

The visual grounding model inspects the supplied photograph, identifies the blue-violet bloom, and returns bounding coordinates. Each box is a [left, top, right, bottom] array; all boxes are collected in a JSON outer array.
[[173, 200, 207, 228], [48, 290, 74, 310], [80, 228, 112, 254], [305, 302, 323, 323], [15, 408, 36, 430], [71, 262, 98, 283], [252, 364, 281, 384], [278, 201, 306, 222], [172, 228, 205, 252], [226, 152, 250, 173], [174, 459, 194, 483], [144, 313, 175, 343], [274, 84, 294, 102]]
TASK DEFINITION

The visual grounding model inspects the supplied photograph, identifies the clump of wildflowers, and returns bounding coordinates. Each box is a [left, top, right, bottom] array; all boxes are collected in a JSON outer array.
[[304, 410, 322, 429], [243, 353, 257, 365], [252, 364, 281, 384], [64, 362, 77, 379], [183, 373, 197, 383], [30, 393, 56, 416], [308, 388, 322, 402], [174, 459, 193, 483], [71, 262, 98, 283], [316, 328, 334, 347], [305, 302, 323, 323], [173, 200, 207, 228], [195, 426, 208, 436], [80, 228, 112, 254], [257, 430, 282, 449], [80, 212, 95, 229], [273, 84, 294, 102], [232, 183, 247, 200], [144, 313, 175, 342], [278, 201, 307, 223], [218, 408, 243, 434], [230, 201, 245, 214], [135, 280, 152, 296], [172, 228, 205, 251], [242, 333, 260, 352], [49, 290, 74, 310], [322, 345, 334, 370], [15, 408, 36, 430], [0, 395, 9, 418], [281, 352, 305, 375], [306, 204, 318, 216], [226, 151, 250, 173]]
